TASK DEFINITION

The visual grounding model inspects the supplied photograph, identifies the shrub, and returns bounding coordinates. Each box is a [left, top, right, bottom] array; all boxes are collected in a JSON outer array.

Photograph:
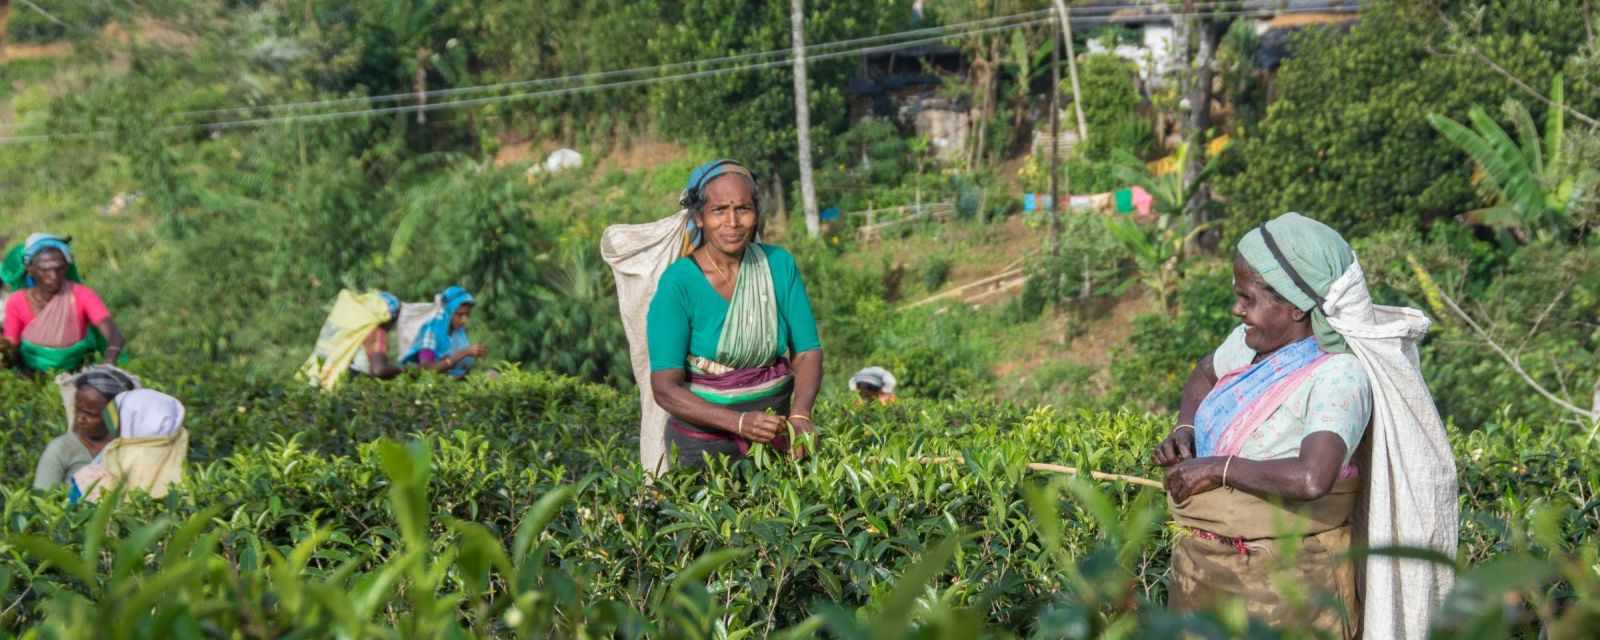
[[1, 361, 1595, 637], [1016, 214, 1131, 319], [1073, 54, 1153, 163], [1214, 0, 1596, 242], [863, 305, 995, 401], [1107, 263, 1236, 410], [920, 255, 953, 292]]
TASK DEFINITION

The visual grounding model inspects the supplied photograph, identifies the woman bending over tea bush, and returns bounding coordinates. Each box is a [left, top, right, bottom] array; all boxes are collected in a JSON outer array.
[[645, 160, 823, 469], [1152, 213, 1458, 639], [69, 388, 189, 503], [401, 286, 487, 379], [33, 368, 138, 490]]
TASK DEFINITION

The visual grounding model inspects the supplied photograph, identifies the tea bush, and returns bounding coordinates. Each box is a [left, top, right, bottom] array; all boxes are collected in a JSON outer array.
[[2, 362, 1596, 637]]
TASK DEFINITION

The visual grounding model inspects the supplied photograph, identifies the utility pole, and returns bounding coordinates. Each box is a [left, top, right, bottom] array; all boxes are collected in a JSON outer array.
[[1049, 15, 1062, 257], [0, 1, 11, 53], [1052, 0, 1088, 140], [790, 0, 820, 238]]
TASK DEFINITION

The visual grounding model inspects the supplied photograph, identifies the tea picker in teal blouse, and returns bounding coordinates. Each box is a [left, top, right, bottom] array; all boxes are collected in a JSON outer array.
[[646, 160, 823, 468]]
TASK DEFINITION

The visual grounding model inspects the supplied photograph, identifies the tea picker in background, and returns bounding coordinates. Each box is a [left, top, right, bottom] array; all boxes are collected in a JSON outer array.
[[351, 292, 404, 379], [34, 367, 139, 491], [849, 366, 897, 404], [70, 388, 190, 503], [300, 290, 404, 390], [1152, 213, 1457, 639], [401, 286, 487, 379], [2, 234, 127, 374], [605, 159, 823, 471]]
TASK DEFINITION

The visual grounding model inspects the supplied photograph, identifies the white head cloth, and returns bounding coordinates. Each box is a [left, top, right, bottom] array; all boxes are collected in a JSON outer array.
[[849, 367, 898, 395], [115, 389, 186, 439]]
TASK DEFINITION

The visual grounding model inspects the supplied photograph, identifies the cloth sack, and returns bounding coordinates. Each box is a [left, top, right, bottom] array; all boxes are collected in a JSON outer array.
[[600, 209, 693, 476], [72, 388, 189, 502], [1320, 260, 1458, 640], [394, 301, 439, 361], [71, 429, 190, 502], [299, 290, 392, 391]]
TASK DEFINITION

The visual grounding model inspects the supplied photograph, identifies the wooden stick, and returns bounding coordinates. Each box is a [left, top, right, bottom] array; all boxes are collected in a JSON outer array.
[[904, 456, 1165, 491], [1025, 462, 1166, 490]]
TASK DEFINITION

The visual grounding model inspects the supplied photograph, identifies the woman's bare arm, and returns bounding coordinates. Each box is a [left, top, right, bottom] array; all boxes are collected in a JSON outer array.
[[787, 349, 822, 421], [96, 317, 125, 364], [1164, 432, 1349, 502], [650, 369, 785, 443]]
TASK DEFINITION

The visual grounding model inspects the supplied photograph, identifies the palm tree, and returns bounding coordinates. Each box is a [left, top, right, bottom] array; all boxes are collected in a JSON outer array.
[[1427, 74, 1596, 242]]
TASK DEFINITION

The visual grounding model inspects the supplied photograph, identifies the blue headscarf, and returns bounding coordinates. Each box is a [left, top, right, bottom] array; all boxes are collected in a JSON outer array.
[[2, 233, 79, 289], [379, 291, 401, 322], [401, 286, 476, 373], [680, 159, 757, 248], [24, 233, 73, 266]]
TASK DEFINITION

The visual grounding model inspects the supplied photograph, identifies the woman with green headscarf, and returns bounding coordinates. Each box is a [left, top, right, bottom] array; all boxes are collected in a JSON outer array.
[[645, 160, 823, 469], [2, 234, 126, 374], [1151, 213, 1458, 639]]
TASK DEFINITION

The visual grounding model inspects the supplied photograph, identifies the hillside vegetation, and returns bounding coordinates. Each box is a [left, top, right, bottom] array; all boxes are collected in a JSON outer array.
[[3, 0, 1600, 636]]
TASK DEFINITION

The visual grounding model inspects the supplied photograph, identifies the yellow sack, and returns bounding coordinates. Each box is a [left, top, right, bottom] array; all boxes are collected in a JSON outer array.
[[299, 290, 391, 391], [74, 429, 189, 502]]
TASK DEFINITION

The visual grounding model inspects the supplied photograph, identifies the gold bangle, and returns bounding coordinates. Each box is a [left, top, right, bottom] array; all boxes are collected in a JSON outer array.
[[1222, 455, 1233, 490], [1173, 424, 1195, 434], [788, 414, 812, 423], [737, 412, 747, 436]]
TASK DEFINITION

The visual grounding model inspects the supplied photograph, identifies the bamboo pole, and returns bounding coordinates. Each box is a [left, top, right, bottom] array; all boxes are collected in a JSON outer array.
[[903, 456, 1165, 490], [1049, 13, 1062, 257]]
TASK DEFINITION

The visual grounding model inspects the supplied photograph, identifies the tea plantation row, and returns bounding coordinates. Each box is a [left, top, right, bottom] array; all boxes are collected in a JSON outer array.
[[0, 367, 1595, 637]]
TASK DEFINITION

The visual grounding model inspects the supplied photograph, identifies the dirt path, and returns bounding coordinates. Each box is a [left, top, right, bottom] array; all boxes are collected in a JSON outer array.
[[0, 41, 72, 63], [992, 291, 1158, 384]]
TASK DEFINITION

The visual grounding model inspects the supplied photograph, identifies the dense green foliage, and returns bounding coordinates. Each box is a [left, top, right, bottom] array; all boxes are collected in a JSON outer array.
[[1066, 54, 1152, 194], [649, 1, 912, 184], [1108, 264, 1237, 412], [2, 0, 921, 387], [6, 1, 1600, 635], [1215, 0, 1598, 240], [3, 367, 1598, 636]]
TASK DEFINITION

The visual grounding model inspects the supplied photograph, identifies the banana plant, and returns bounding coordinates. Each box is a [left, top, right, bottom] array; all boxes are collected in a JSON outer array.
[[1427, 74, 1597, 243], [1104, 216, 1211, 317], [1112, 141, 1217, 218]]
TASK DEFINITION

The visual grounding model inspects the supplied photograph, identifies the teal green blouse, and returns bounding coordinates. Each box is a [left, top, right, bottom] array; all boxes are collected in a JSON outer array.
[[647, 243, 821, 372]]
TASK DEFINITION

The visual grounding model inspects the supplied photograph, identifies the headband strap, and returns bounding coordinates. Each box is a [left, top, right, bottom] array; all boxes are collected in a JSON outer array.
[[1258, 222, 1327, 314]]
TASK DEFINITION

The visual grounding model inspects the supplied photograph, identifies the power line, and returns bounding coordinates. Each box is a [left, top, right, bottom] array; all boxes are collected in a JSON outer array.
[[0, 4, 1359, 144], [16, 0, 71, 29], [190, 5, 1334, 131], [172, 9, 1057, 120], [1, 8, 1050, 134], [0, 15, 1052, 141], [186, 17, 1058, 131], [149, 0, 1268, 122]]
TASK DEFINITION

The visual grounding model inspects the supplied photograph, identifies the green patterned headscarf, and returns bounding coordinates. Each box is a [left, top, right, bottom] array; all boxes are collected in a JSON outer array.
[[1236, 212, 1355, 354]]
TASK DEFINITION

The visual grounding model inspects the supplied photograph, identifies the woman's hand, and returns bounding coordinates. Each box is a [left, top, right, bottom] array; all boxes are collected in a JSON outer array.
[[1152, 426, 1196, 467], [1164, 456, 1225, 502], [737, 412, 786, 444], [463, 344, 489, 359]]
